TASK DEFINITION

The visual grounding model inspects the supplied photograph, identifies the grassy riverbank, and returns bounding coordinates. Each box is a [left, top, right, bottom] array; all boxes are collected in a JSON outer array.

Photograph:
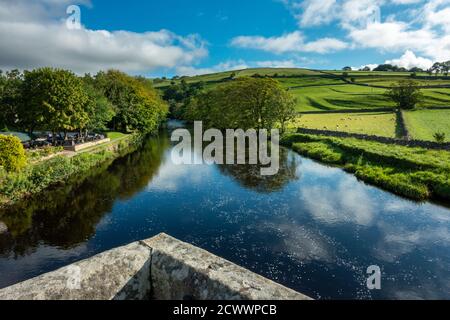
[[0, 133, 144, 208], [282, 133, 450, 202]]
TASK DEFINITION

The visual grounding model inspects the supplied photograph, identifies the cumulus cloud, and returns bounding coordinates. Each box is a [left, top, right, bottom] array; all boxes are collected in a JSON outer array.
[[385, 50, 433, 69], [279, 0, 450, 62], [348, 21, 450, 62], [0, 0, 208, 74], [231, 31, 347, 54]]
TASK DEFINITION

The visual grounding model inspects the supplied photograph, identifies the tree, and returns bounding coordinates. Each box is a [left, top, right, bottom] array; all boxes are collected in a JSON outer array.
[[361, 66, 371, 72], [385, 80, 424, 110], [0, 69, 23, 130], [185, 77, 296, 132], [442, 61, 450, 77], [431, 62, 442, 76], [342, 66, 352, 71], [228, 72, 237, 80], [82, 76, 116, 132], [374, 64, 398, 72], [95, 70, 168, 133], [409, 67, 423, 73], [19, 68, 89, 141], [162, 80, 204, 119]]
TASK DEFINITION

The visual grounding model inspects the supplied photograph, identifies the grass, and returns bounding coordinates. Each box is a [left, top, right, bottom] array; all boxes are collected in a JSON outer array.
[[290, 85, 393, 112], [105, 131, 128, 141], [155, 67, 450, 112], [281, 133, 450, 201], [290, 112, 397, 137], [404, 109, 450, 141]]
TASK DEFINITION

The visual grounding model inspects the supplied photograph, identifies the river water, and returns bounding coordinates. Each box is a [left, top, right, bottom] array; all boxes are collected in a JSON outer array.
[[0, 122, 449, 299]]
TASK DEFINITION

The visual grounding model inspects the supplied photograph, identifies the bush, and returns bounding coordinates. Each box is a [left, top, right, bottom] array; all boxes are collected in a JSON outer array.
[[433, 132, 446, 143], [0, 135, 27, 172]]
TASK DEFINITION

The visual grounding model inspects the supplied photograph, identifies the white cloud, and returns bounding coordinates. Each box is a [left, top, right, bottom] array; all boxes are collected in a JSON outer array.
[[296, 0, 338, 27], [385, 50, 433, 70], [231, 31, 347, 54], [300, 176, 375, 227], [355, 64, 379, 70], [254, 59, 299, 68], [348, 21, 450, 62], [0, 0, 208, 74], [280, 0, 450, 63]]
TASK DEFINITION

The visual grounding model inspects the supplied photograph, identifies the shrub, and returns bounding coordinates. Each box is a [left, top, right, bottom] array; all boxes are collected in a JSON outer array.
[[433, 132, 446, 143], [0, 135, 27, 172]]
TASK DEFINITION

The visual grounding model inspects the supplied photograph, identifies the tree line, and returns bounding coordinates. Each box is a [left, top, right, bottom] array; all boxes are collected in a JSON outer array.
[[0, 68, 168, 141], [345, 60, 450, 75]]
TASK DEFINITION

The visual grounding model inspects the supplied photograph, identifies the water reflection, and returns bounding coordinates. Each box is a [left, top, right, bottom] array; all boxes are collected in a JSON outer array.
[[218, 148, 300, 193], [0, 136, 169, 256], [0, 125, 449, 299]]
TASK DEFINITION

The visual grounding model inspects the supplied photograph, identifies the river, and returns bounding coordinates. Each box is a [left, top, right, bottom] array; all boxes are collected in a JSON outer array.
[[0, 122, 449, 299]]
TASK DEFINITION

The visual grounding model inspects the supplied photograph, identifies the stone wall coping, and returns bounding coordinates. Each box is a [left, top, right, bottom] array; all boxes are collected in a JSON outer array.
[[0, 233, 312, 301]]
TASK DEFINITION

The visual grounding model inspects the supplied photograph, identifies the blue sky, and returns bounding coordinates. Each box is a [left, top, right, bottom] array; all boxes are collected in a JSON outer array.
[[0, 0, 449, 77]]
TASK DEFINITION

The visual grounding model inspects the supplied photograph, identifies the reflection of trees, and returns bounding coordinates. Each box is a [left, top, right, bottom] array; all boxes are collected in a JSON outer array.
[[0, 135, 169, 257], [218, 148, 300, 193]]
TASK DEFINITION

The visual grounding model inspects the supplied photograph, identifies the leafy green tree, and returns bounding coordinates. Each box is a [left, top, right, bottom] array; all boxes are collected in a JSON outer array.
[[185, 77, 296, 131], [162, 80, 204, 119], [20, 68, 89, 140], [409, 67, 423, 73], [385, 80, 424, 110], [0, 69, 23, 130], [82, 79, 116, 132], [95, 70, 168, 133], [431, 62, 442, 76], [442, 61, 450, 77], [374, 64, 398, 72]]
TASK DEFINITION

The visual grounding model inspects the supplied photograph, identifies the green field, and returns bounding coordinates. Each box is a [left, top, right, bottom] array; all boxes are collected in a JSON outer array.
[[156, 67, 450, 141], [158, 68, 450, 113], [282, 133, 450, 201], [291, 112, 397, 137], [290, 85, 392, 112], [404, 109, 450, 141]]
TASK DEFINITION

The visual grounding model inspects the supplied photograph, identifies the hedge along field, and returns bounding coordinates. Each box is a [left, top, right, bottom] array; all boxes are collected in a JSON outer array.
[[290, 112, 397, 137], [281, 133, 450, 202], [404, 109, 450, 141]]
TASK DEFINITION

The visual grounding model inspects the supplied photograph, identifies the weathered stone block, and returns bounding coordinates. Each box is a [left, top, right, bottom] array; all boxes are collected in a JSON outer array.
[[144, 233, 311, 300], [0, 242, 151, 300]]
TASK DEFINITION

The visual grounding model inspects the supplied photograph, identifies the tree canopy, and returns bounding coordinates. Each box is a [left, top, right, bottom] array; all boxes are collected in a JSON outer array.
[[20, 68, 90, 137], [385, 80, 424, 110], [185, 77, 296, 131], [95, 70, 168, 133]]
